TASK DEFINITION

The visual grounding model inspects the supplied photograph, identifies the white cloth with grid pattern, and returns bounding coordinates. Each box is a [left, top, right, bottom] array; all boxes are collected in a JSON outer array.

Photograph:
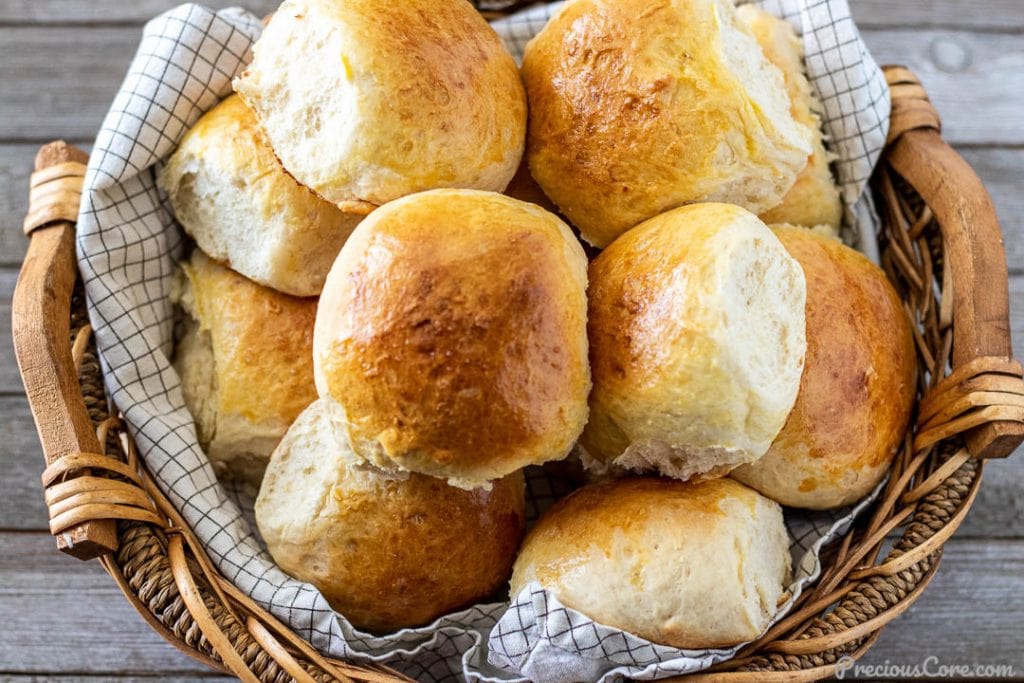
[[74, 2, 890, 681]]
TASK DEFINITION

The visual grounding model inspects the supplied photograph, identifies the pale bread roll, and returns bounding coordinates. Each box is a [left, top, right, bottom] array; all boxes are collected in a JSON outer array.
[[511, 477, 791, 649], [731, 227, 917, 509], [736, 5, 843, 233], [173, 250, 317, 487], [522, 0, 812, 248], [256, 397, 525, 633], [234, 0, 526, 212], [313, 189, 591, 488], [582, 203, 806, 481], [159, 95, 360, 297]]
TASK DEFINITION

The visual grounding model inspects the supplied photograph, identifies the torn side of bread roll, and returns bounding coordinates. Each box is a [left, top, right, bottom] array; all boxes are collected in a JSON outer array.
[[159, 95, 361, 297], [737, 4, 842, 234], [511, 477, 791, 649], [173, 249, 318, 488], [256, 397, 525, 633]]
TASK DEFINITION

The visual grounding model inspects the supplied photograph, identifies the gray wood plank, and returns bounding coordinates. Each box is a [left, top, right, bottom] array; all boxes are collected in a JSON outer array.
[[958, 148, 1024, 275], [851, 0, 1024, 30], [861, 29, 1024, 146], [0, 26, 1023, 144], [0, 1, 277, 24], [0, 27, 136, 141], [0, 677, 231, 682], [1, 0, 1022, 31], [0, 532, 215, 675], [0, 532, 1021, 675]]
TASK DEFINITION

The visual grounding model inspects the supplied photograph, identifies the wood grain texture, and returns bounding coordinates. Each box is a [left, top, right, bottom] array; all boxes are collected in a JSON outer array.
[[0, 270, 22, 393], [851, 0, 1024, 30], [959, 148, 1024, 275], [0, 395, 51, 532], [0, 0, 1020, 30], [0, 26, 1023, 144], [0, 532, 214, 675], [11, 142, 119, 558], [0, 0, 278, 24], [863, 30, 1024, 146]]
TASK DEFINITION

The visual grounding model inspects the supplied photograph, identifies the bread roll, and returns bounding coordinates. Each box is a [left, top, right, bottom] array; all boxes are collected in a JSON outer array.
[[159, 95, 360, 297], [173, 250, 317, 486], [256, 397, 525, 633], [731, 227, 917, 509], [522, 0, 812, 248], [582, 203, 806, 481], [313, 189, 590, 488], [234, 0, 526, 211], [736, 5, 842, 233], [511, 477, 791, 649]]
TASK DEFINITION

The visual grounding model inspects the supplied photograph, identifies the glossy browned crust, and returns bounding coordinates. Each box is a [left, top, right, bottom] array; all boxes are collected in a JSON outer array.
[[320, 470, 526, 632], [315, 190, 590, 485], [732, 227, 918, 508], [183, 250, 318, 431]]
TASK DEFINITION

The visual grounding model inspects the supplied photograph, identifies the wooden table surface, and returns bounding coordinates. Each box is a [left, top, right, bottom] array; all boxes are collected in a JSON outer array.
[[1, 1, 1022, 680]]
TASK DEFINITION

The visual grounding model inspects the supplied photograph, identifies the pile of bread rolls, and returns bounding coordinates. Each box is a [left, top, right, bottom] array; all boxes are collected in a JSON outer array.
[[160, 0, 916, 649]]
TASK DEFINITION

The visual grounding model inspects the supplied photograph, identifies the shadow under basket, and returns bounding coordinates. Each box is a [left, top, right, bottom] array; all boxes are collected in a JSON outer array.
[[11, 59, 1024, 682]]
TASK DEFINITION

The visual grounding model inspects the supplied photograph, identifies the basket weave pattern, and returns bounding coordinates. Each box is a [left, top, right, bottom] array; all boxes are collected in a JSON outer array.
[[12, 51, 1024, 683]]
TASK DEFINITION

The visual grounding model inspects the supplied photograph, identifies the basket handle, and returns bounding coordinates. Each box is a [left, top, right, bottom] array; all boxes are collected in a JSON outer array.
[[12, 141, 119, 559], [882, 66, 1024, 459]]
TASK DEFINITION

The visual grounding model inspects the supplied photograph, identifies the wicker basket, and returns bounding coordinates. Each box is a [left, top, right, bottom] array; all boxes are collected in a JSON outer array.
[[11, 37, 1024, 680]]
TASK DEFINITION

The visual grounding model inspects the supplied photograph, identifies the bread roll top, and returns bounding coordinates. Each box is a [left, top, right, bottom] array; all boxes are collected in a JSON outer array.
[[314, 189, 590, 488], [511, 477, 791, 649], [522, 0, 812, 247]]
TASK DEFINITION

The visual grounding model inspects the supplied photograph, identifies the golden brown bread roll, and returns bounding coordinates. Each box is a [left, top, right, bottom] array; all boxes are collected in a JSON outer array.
[[172, 250, 317, 487], [582, 203, 806, 482], [522, 0, 812, 247], [313, 189, 591, 488], [256, 397, 525, 633], [234, 0, 526, 212], [511, 477, 791, 649], [736, 5, 843, 233], [731, 227, 917, 509], [158, 95, 361, 297]]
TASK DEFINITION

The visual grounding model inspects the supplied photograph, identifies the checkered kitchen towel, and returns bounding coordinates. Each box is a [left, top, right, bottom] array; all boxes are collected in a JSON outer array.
[[75, 2, 890, 681]]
